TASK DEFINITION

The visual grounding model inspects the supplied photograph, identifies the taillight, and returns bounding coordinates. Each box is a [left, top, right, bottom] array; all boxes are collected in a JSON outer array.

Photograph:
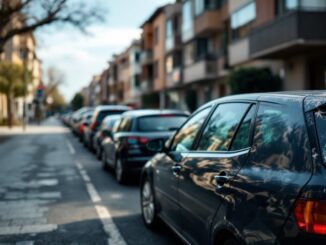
[[90, 122, 99, 131], [126, 136, 149, 145], [79, 124, 85, 133], [294, 199, 326, 235]]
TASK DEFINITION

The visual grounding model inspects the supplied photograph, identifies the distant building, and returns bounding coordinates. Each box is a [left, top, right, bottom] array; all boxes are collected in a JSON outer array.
[[0, 31, 42, 123]]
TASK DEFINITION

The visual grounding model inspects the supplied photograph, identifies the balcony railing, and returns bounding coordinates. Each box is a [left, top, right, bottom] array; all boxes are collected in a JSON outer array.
[[194, 10, 223, 36], [140, 51, 153, 65], [140, 79, 153, 93], [166, 67, 182, 88], [183, 60, 217, 83], [250, 11, 326, 58]]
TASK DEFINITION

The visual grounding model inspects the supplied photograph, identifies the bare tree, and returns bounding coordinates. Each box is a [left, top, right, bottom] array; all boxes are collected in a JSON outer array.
[[0, 0, 105, 54]]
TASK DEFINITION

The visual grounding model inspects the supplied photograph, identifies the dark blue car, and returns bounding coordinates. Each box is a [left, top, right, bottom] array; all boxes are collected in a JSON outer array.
[[141, 91, 326, 245]]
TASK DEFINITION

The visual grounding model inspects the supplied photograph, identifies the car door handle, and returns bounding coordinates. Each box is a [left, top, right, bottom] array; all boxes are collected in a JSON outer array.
[[214, 172, 230, 189], [171, 165, 182, 175]]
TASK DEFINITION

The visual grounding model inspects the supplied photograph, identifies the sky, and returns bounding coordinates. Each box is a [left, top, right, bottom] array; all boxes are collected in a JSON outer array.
[[36, 0, 173, 101]]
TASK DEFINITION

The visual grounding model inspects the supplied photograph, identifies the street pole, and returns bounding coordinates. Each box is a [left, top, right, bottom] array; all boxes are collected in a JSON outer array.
[[22, 48, 29, 131]]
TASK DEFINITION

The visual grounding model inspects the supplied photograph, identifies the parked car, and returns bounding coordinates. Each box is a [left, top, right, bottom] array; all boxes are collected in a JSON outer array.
[[93, 114, 122, 160], [84, 105, 130, 151], [79, 111, 94, 142], [140, 92, 326, 245], [71, 107, 93, 136], [101, 109, 189, 184]]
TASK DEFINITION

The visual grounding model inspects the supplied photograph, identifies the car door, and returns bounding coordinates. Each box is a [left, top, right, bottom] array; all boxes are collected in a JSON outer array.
[[102, 119, 121, 167], [178, 103, 256, 244], [222, 102, 313, 244], [154, 106, 212, 232]]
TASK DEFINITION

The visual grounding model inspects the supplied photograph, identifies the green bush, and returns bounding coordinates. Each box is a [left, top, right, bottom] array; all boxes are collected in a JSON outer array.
[[228, 67, 282, 94]]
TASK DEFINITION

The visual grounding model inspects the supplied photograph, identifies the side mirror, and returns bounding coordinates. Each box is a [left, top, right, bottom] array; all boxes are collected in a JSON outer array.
[[147, 138, 166, 153]]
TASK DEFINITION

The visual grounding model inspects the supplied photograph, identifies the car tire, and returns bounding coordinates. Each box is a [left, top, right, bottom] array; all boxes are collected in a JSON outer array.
[[115, 157, 127, 184], [96, 146, 102, 160], [102, 151, 108, 171], [141, 178, 158, 228]]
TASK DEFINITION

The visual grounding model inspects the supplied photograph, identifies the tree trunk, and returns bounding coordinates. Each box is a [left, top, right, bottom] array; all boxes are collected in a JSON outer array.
[[6, 94, 12, 128]]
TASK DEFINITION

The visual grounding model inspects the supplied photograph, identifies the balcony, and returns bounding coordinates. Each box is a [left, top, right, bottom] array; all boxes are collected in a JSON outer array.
[[183, 60, 217, 84], [250, 11, 326, 59], [166, 35, 182, 53], [194, 10, 223, 36], [140, 51, 153, 65], [140, 79, 153, 93], [166, 67, 182, 88]]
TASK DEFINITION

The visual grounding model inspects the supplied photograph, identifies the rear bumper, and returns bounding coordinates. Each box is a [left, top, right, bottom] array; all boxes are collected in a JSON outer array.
[[124, 156, 152, 173]]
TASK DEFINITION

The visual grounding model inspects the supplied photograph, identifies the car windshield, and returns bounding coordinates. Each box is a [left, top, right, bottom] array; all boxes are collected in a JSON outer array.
[[97, 110, 126, 123], [315, 108, 326, 163], [102, 116, 121, 130], [137, 115, 187, 132]]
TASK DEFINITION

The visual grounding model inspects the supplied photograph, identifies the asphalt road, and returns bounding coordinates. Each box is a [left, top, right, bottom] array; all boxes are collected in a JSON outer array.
[[0, 118, 182, 245]]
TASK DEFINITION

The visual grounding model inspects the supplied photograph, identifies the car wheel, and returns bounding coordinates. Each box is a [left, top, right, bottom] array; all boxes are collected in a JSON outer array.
[[115, 157, 126, 184], [102, 151, 108, 170], [96, 146, 102, 160], [141, 178, 158, 228]]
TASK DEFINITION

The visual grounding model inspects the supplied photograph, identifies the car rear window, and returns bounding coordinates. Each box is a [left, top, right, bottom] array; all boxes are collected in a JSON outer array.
[[137, 115, 187, 132], [315, 109, 326, 163], [97, 110, 126, 123]]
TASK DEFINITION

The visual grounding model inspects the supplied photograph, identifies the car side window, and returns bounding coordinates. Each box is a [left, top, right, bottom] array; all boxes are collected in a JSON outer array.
[[196, 103, 250, 152], [170, 107, 211, 153], [118, 118, 132, 132], [112, 120, 121, 133], [230, 105, 256, 151], [250, 103, 310, 171]]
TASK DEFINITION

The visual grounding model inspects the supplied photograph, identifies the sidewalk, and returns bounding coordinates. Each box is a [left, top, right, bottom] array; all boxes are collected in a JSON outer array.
[[0, 118, 69, 136]]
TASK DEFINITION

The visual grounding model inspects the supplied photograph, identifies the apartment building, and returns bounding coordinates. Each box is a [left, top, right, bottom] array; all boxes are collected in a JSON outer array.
[[140, 5, 169, 108], [0, 32, 42, 123], [178, 0, 229, 111], [228, 0, 326, 90]]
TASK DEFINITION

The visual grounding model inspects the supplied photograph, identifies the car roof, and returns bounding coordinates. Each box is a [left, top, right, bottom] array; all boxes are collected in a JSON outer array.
[[103, 114, 121, 122], [121, 109, 189, 118], [195, 90, 326, 113], [94, 105, 130, 111]]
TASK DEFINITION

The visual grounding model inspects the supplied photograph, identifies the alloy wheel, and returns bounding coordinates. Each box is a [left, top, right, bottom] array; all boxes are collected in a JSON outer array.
[[142, 181, 155, 225], [115, 158, 123, 182]]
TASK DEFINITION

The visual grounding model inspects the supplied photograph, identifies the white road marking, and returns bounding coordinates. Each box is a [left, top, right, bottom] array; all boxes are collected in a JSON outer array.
[[95, 205, 127, 245], [85, 183, 101, 203], [80, 170, 91, 182], [74, 160, 127, 245], [66, 140, 75, 155]]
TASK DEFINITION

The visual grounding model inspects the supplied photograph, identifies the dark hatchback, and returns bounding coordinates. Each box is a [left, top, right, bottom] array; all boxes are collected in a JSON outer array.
[[84, 105, 130, 151], [101, 109, 189, 184], [140, 92, 326, 245]]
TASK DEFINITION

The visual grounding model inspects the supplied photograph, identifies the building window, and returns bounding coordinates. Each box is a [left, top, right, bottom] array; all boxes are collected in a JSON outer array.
[[165, 19, 173, 50], [195, 0, 205, 16], [135, 52, 140, 62], [154, 27, 159, 45], [231, 1, 256, 41], [182, 0, 194, 42], [278, 0, 326, 15], [195, 0, 222, 15], [166, 55, 173, 74], [184, 42, 194, 66]]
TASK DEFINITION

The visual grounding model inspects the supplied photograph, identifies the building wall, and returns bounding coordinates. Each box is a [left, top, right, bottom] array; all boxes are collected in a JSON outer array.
[[254, 0, 276, 27], [153, 12, 166, 92]]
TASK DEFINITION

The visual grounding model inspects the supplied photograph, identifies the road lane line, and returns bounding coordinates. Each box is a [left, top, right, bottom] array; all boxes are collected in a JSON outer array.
[[95, 205, 127, 245], [74, 160, 127, 245], [85, 182, 101, 203], [66, 140, 75, 155]]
